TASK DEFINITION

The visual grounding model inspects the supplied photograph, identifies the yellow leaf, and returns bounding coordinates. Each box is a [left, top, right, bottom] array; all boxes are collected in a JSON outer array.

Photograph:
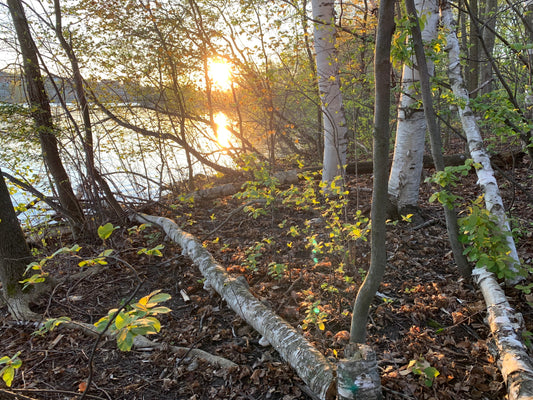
[[318, 322, 325, 331]]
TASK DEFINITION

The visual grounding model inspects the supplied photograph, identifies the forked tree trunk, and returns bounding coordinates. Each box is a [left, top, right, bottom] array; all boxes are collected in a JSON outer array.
[[311, 0, 348, 186], [442, 2, 533, 398]]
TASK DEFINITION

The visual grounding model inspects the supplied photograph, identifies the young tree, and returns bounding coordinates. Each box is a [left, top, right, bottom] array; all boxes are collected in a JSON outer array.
[[0, 167, 34, 320], [350, 0, 395, 345], [387, 0, 439, 217], [311, 0, 348, 186], [7, 0, 85, 236]]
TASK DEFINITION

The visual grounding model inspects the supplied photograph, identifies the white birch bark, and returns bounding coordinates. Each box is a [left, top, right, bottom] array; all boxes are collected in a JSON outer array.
[[134, 213, 336, 400], [388, 0, 439, 211], [442, 3, 533, 398], [311, 0, 348, 186]]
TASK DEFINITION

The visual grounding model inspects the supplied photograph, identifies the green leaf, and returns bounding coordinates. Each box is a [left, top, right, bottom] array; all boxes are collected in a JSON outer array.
[[1, 365, 14, 387], [98, 223, 118, 240]]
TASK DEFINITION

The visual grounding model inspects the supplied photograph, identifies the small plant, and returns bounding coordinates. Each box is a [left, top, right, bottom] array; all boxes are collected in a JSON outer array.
[[137, 244, 165, 257], [403, 357, 440, 387], [267, 262, 288, 279], [32, 316, 72, 336], [0, 351, 22, 387], [94, 290, 172, 351], [301, 298, 328, 331], [427, 160, 525, 281], [241, 239, 271, 272], [20, 245, 81, 289]]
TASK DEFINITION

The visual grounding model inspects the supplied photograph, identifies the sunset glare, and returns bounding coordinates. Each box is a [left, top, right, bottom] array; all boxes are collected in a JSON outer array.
[[214, 112, 232, 148], [208, 58, 232, 91]]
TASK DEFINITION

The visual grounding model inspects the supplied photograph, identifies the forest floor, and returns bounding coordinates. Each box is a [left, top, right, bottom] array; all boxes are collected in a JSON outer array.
[[1, 153, 532, 400]]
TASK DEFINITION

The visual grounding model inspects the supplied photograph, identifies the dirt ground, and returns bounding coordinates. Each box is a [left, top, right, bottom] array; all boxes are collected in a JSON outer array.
[[1, 155, 532, 400]]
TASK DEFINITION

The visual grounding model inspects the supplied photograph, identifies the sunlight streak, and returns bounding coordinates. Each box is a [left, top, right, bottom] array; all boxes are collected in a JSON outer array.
[[214, 112, 232, 148]]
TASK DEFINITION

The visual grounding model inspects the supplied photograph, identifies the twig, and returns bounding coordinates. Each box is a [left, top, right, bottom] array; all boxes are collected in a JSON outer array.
[[202, 199, 267, 240]]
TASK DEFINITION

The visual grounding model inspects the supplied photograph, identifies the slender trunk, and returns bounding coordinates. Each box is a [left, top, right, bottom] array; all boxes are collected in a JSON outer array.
[[350, 0, 394, 345], [479, 0, 497, 96], [8, 0, 85, 236], [53, 0, 124, 223], [467, 0, 480, 95], [405, 0, 471, 278]]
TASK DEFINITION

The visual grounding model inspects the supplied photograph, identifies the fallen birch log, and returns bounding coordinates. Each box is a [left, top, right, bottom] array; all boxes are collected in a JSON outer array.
[[187, 155, 469, 202], [442, 3, 533, 399], [134, 213, 336, 400]]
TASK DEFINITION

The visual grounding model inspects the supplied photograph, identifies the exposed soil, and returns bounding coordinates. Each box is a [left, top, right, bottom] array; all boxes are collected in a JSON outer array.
[[1, 155, 532, 400]]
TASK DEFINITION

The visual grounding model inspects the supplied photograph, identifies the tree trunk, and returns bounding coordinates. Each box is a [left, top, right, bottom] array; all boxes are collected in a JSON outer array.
[[442, 0, 520, 282], [302, 0, 324, 159], [349, 0, 394, 349], [479, 0, 497, 96], [52, 0, 125, 223], [442, 3, 533, 398], [467, 0, 480, 95], [7, 0, 85, 236], [0, 167, 35, 320], [387, 0, 439, 216], [344, 3, 395, 398], [404, 0, 471, 278], [311, 0, 348, 186], [134, 213, 336, 400]]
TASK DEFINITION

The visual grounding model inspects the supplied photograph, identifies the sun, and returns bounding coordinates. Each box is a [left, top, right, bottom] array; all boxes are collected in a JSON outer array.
[[214, 112, 232, 148], [208, 58, 232, 91]]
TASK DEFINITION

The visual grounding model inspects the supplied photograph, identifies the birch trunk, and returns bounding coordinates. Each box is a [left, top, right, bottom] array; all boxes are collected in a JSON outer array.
[[134, 213, 336, 400], [388, 0, 439, 214], [442, 3, 533, 398], [442, 0, 520, 281], [311, 0, 348, 186]]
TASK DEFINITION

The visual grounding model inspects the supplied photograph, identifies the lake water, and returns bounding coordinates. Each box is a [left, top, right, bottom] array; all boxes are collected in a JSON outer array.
[[1, 105, 235, 226]]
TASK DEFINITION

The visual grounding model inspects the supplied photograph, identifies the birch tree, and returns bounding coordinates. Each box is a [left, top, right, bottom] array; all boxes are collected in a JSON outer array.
[[311, 0, 348, 186], [442, 2, 533, 397], [388, 0, 439, 216]]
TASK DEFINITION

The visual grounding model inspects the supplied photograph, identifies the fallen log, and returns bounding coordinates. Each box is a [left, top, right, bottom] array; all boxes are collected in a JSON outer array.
[[188, 154, 469, 202], [134, 213, 337, 400]]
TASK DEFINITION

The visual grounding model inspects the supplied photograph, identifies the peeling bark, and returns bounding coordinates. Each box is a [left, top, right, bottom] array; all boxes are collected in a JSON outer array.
[[442, 3, 533, 398], [134, 213, 336, 400]]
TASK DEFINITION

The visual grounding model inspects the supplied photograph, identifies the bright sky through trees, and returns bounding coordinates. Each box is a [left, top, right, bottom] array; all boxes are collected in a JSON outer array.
[[208, 58, 232, 91]]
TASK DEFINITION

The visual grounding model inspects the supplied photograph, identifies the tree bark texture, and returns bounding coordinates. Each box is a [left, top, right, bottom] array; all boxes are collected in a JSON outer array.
[[311, 0, 348, 186], [388, 0, 439, 214], [0, 167, 34, 319], [7, 0, 85, 235], [134, 213, 336, 400], [442, 3, 533, 398]]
